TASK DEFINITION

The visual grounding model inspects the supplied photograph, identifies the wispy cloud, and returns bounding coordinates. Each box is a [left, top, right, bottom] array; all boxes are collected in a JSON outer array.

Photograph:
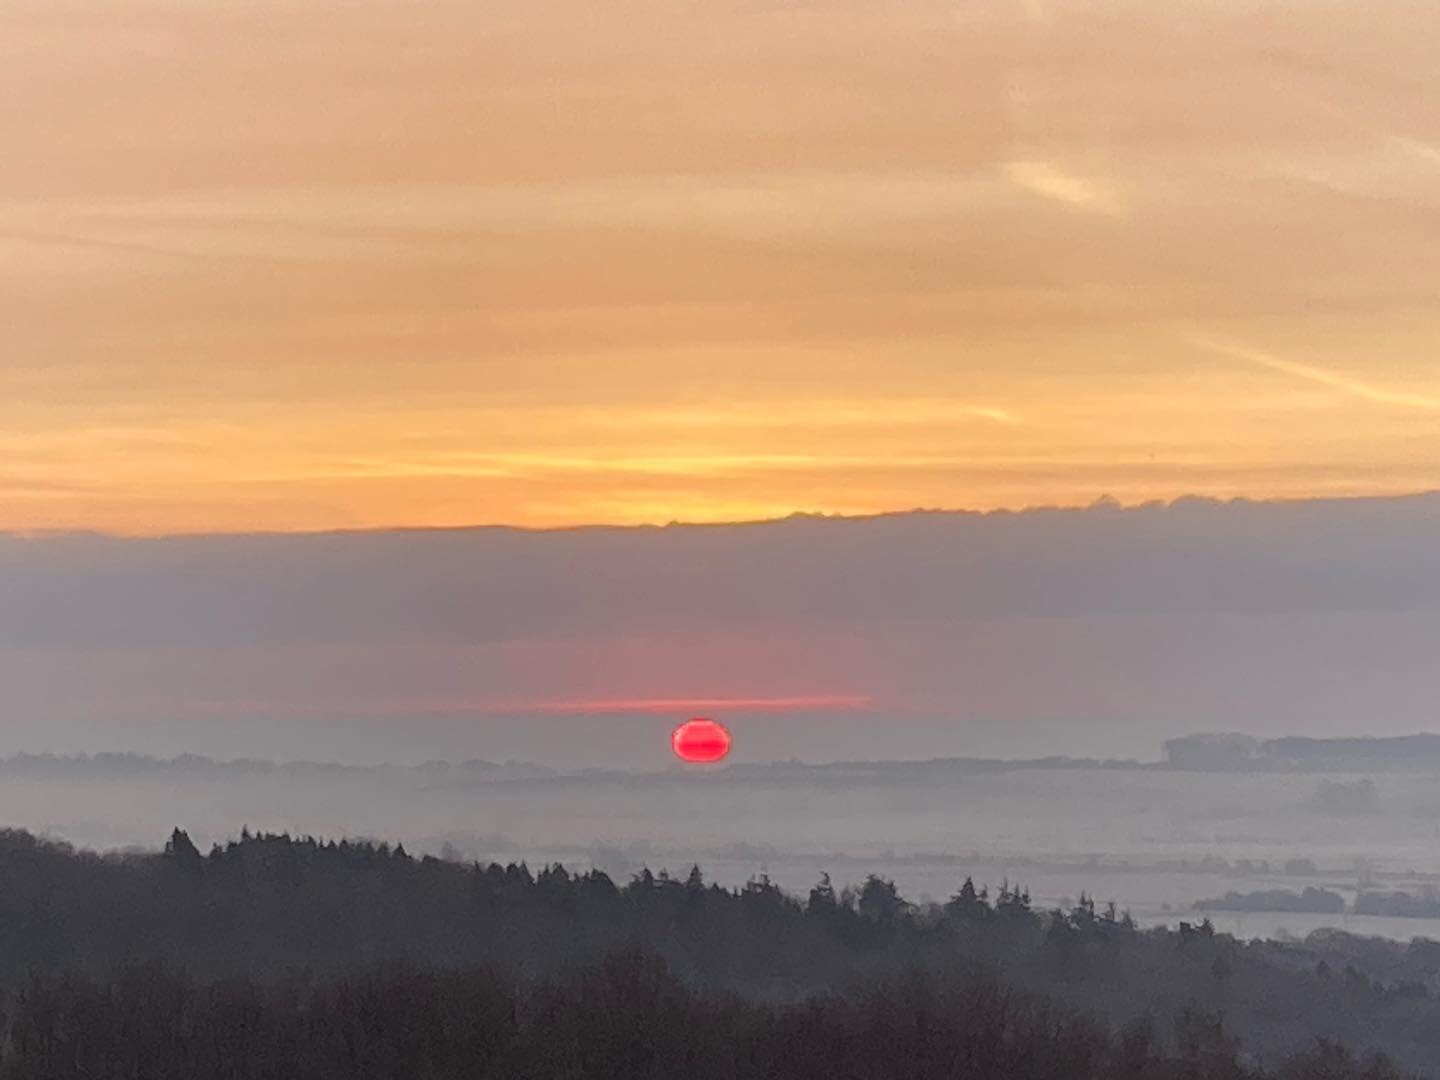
[[1193, 337, 1440, 411], [514, 696, 873, 715], [1018, 0, 1049, 27], [1391, 136, 1440, 170], [1003, 161, 1122, 216], [108, 694, 874, 719], [39, 172, 1002, 246]]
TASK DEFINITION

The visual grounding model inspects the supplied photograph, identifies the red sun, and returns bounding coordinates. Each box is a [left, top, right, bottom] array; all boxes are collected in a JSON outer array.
[[671, 718, 732, 764]]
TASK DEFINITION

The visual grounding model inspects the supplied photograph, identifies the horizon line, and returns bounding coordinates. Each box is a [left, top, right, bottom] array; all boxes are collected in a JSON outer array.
[[3, 488, 1437, 544], [6, 728, 1440, 775]]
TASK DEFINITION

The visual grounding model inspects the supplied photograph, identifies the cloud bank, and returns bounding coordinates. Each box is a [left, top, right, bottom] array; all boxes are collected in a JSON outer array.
[[2, 493, 1437, 765]]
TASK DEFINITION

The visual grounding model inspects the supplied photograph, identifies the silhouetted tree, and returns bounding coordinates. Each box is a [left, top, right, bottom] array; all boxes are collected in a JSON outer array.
[[808, 873, 838, 915], [164, 828, 204, 876], [946, 876, 989, 923]]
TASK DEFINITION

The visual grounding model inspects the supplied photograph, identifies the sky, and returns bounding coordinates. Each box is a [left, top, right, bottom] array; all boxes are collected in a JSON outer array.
[[4, 0, 1439, 535]]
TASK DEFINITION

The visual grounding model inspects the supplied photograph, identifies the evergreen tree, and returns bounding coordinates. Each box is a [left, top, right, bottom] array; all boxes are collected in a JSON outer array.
[[164, 827, 204, 875]]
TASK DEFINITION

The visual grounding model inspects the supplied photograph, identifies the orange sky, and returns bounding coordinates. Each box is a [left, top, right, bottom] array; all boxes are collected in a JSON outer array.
[[4, 0, 1439, 535]]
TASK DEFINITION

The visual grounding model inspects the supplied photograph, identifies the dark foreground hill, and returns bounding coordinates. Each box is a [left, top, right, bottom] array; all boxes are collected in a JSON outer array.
[[2, 959, 1402, 1080], [0, 827, 1433, 1077]]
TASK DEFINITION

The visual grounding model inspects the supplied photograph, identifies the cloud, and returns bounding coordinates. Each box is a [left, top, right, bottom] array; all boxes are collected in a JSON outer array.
[[1018, 0, 1049, 28], [1003, 161, 1122, 216], [1391, 136, 1440, 170], [1194, 337, 1440, 412], [3, 495, 1440, 764], [513, 696, 873, 715]]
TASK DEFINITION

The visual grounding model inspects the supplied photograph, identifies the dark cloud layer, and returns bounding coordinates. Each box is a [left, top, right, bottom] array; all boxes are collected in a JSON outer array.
[[2, 493, 1437, 764]]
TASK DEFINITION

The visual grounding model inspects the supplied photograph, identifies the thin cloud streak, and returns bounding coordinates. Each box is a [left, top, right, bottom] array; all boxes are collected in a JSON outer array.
[[62, 695, 876, 721], [1194, 337, 1440, 412], [326, 451, 1045, 482], [514, 696, 874, 715], [1003, 161, 1122, 216], [1391, 136, 1440, 170]]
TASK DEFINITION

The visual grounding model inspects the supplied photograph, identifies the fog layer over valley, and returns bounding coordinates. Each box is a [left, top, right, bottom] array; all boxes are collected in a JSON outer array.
[[15, 736, 1440, 943]]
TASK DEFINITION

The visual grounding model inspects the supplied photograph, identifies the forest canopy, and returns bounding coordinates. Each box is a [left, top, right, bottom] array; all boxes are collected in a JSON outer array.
[[0, 829, 1432, 1075]]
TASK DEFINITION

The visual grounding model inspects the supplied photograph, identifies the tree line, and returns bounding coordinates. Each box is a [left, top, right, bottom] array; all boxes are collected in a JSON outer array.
[[0, 827, 1433, 1075], [0, 956, 1408, 1080]]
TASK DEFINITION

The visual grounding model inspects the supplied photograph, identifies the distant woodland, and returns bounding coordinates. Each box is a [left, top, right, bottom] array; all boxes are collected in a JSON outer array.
[[0, 829, 1434, 1076], [1164, 733, 1440, 773]]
